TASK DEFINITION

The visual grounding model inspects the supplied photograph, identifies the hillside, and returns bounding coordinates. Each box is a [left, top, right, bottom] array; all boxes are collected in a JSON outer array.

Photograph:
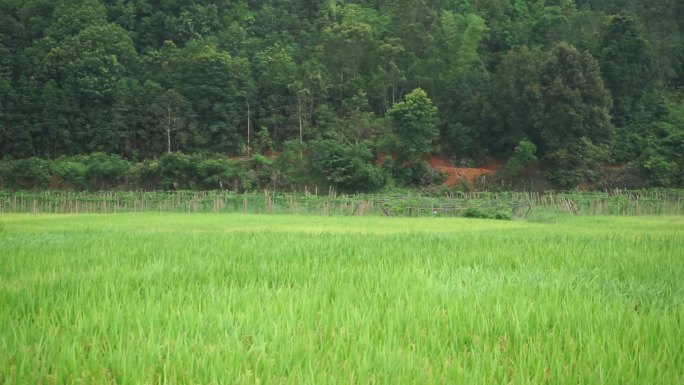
[[0, 0, 683, 191]]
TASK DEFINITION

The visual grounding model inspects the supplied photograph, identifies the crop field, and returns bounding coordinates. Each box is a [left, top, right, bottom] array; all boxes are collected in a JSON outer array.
[[1, 213, 683, 384]]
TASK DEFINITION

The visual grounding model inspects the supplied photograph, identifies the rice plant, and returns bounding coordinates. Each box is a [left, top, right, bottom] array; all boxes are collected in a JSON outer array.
[[1, 214, 682, 384]]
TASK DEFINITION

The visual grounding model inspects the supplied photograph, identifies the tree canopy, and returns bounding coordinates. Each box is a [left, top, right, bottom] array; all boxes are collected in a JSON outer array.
[[1, 0, 683, 189]]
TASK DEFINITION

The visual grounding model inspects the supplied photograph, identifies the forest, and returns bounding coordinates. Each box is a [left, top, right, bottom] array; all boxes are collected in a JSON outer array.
[[0, 0, 683, 192]]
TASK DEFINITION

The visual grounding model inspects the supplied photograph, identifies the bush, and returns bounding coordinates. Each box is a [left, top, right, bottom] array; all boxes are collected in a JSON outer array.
[[392, 161, 445, 187], [463, 207, 487, 218], [309, 140, 385, 193], [0, 157, 51, 190], [545, 138, 610, 188], [250, 154, 276, 190], [159, 152, 196, 190], [277, 141, 310, 190], [462, 206, 511, 220], [196, 158, 234, 190], [392, 161, 424, 186], [131, 160, 161, 190], [52, 156, 89, 190], [420, 165, 447, 186], [82, 153, 131, 190], [643, 155, 680, 187], [503, 139, 537, 178]]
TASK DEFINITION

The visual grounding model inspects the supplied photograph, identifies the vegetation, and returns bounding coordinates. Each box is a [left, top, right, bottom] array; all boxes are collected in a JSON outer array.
[[1, 0, 683, 189], [2, 189, 683, 218], [1, 214, 682, 384]]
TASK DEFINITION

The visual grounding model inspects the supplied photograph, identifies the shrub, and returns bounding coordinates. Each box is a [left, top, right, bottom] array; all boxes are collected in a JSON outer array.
[[309, 140, 385, 193], [82, 153, 131, 190], [159, 152, 196, 190], [196, 158, 234, 190], [643, 155, 680, 187], [503, 139, 538, 178], [277, 140, 310, 190], [131, 160, 161, 190], [52, 156, 89, 190], [0, 157, 51, 190], [420, 165, 447, 186], [463, 206, 511, 220]]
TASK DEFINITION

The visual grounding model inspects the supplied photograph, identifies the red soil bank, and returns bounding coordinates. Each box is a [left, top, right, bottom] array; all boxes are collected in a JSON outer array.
[[427, 156, 499, 188]]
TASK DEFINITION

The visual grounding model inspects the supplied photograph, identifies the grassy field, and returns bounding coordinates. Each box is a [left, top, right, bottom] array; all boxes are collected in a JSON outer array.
[[1, 213, 683, 384]]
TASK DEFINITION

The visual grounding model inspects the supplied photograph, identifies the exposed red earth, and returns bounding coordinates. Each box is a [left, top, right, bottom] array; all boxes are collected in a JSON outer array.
[[427, 156, 500, 188]]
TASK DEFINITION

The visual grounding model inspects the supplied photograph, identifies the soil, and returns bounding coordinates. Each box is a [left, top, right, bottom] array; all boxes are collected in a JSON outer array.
[[427, 156, 500, 188]]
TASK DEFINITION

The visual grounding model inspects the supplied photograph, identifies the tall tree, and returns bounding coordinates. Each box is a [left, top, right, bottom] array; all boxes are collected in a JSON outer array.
[[0, 67, 26, 158], [320, 3, 378, 106], [600, 13, 656, 126], [254, 44, 297, 143], [532, 42, 614, 186], [162, 41, 241, 154], [388, 88, 438, 164], [485, 46, 545, 156], [37, 80, 70, 158]]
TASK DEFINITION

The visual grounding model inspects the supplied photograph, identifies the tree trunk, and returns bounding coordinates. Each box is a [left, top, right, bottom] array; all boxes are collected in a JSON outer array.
[[166, 100, 172, 154], [297, 90, 303, 155], [246, 98, 251, 160]]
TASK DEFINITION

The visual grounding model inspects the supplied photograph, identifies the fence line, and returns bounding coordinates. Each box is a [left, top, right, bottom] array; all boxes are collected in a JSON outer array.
[[1, 189, 682, 217]]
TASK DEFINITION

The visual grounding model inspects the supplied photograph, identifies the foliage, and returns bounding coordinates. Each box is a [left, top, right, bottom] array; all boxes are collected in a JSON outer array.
[[130, 160, 161, 190], [643, 155, 680, 187], [533, 43, 614, 187], [51, 156, 89, 189], [246, 154, 275, 191], [503, 139, 538, 178], [308, 140, 385, 193], [388, 88, 438, 165], [1, 0, 684, 188], [159, 152, 196, 190], [600, 13, 657, 126], [196, 158, 234, 190], [462, 206, 511, 220], [0, 157, 51, 190], [82, 153, 131, 190], [254, 127, 274, 155], [277, 140, 310, 189]]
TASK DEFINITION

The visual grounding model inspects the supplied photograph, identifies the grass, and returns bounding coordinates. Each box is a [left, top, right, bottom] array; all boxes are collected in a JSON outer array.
[[1, 213, 683, 384]]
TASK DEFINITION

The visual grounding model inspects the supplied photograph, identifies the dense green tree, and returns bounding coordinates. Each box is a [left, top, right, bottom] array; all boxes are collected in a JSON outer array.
[[369, 37, 406, 112], [36, 80, 71, 158], [320, 3, 380, 107], [233, 56, 256, 157], [485, 46, 545, 155], [600, 14, 656, 126], [440, 11, 488, 78], [308, 140, 385, 193], [634, 99, 684, 187], [43, 0, 107, 42], [254, 44, 297, 143], [109, 78, 167, 159], [475, 0, 573, 66], [502, 139, 538, 178], [297, 58, 331, 129], [196, 157, 234, 190], [161, 41, 241, 153], [439, 65, 490, 158], [532, 43, 614, 186], [0, 72, 25, 157], [387, 0, 441, 94], [15, 0, 54, 41], [388, 88, 438, 164]]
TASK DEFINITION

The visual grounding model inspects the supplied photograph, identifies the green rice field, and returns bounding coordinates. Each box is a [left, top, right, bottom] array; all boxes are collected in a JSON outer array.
[[1, 213, 683, 384]]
